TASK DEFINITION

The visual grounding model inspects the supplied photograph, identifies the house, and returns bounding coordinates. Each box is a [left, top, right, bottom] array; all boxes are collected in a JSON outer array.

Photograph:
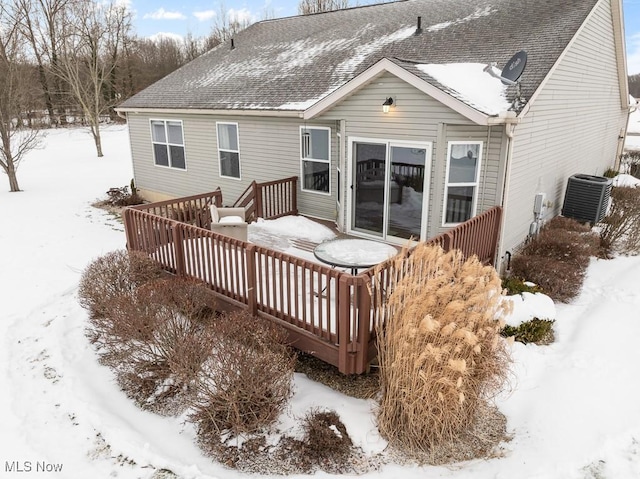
[[117, 0, 631, 271]]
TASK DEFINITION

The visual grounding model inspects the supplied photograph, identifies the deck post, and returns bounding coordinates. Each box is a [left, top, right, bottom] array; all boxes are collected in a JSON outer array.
[[246, 243, 258, 315], [172, 222, 186, 276], [443, 231, 453, 253], [337, 275, 351, 374], [253, 181, 263, 219], [123, 208, 135, 250], [291, 177, 298, 216], [355, 275, 372, 374]]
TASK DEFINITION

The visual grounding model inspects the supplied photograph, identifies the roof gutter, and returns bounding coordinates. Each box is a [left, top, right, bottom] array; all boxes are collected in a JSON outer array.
[[114, 107, 304, 118], [487, 110, 520, 127]]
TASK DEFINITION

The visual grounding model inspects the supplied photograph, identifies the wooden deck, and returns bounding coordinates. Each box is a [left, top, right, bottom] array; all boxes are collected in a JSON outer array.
[[123, 178, 502, 374]]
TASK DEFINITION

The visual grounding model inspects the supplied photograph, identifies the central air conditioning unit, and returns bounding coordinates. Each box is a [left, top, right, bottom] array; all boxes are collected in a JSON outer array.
[[561, 174, 613, 224]]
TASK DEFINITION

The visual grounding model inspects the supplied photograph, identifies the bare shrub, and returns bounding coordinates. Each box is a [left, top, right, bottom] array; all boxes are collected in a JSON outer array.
[[87, 277, 217, 413], [115, 301, 214, 413], [508, 219, 600, 302], [510, 254, 585, 303], [104, 185, 144, 207], [620, 151, 640, 179], [190, 311, 295, 445], [521, 228, 598, 268], [371, 244, 510, 460], [600, 186, 640, 255], [78, 249, 163, 319], [208, 409, 358, 475], [301, 409, 353, 467], [137, 277, 219, 324], [544, 216, 592, 233]]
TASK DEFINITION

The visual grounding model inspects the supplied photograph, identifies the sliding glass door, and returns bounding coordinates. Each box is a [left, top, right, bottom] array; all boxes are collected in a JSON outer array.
[[351, 139, 431, 242], [352, 142, 387, 235]]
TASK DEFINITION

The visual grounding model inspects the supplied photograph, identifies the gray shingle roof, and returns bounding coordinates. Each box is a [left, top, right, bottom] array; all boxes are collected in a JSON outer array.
[[119, 0, 599, 114]]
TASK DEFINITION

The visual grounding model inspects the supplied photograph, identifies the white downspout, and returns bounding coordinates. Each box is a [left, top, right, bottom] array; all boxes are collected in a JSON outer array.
[[496, 120, 517, 273]]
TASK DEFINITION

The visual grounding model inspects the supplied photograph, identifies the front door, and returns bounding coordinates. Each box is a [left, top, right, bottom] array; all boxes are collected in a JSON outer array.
[[350, 139, 431, 242]]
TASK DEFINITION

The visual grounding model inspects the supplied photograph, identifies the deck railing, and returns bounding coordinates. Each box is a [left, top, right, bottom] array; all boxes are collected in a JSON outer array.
[[123, 192, 501, 374], [128, 190, 223, 229], [233, 176, 298, 221]]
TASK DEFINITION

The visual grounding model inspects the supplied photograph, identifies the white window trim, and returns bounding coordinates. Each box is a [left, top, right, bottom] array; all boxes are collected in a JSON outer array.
[[336, 132, 342, 207], [442, 140, 483, 227], [216, 121, 241, 180], [149, 119, 187, 170], [299, 126, 331, 195]]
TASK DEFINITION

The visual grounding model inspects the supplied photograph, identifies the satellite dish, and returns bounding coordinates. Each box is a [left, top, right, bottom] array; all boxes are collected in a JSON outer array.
[[500, 50, 527, 85]]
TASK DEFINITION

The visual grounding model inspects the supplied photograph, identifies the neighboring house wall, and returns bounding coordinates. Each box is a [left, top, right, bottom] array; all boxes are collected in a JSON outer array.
[[126, 113, 339, 220], [321, 72, 506, 240], [501, 0, 627, 260]]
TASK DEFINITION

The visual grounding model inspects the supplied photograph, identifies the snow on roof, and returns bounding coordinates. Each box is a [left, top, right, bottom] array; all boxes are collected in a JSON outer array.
[[119, 0, 601, 114], [426, 5, 494, 32], [334, 25, 416, 75], [276, 24, 418, 111], [416, 63, 512, 115]]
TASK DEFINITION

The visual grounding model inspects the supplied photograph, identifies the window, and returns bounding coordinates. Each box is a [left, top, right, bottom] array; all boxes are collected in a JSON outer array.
[[300, 126, 330, 194], [443, 141, 482, 225], [217, 122, 240, 179], [150, 120, 186, 169]]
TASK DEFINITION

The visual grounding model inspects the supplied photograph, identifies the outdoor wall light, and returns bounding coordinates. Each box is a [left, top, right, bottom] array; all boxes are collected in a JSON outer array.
[[382, 97, 394, 113]]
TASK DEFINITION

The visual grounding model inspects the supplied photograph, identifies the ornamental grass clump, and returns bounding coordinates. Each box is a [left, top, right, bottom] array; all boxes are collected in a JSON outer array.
[[372, 244, 510, 461]]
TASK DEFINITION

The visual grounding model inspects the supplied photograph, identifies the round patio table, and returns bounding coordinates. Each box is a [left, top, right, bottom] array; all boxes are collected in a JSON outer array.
[[313, 238, 398, 275]]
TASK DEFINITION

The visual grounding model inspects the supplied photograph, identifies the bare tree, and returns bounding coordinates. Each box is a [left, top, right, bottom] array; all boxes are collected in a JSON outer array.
[[15, 0, 72, 125], [104, 2, 133, 119], [55, 0, 131, 157], [630, 74, 640, 99], [0, 2, 43, 192], [208, 2, 252, 45], [298, 0, 350, 15]]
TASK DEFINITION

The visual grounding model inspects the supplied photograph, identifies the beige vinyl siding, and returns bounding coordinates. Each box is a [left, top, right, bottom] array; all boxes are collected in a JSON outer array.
[[320, 73, 506, 239], [430, 124, 504, 237], [127, 113, 338, 220], [501, 0, 628, 258]]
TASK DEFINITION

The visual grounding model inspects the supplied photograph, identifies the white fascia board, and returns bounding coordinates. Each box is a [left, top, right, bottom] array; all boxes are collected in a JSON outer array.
[[114, 107, 303, 118], [303, 58, 492, 126], [611, 0, 630, 106]]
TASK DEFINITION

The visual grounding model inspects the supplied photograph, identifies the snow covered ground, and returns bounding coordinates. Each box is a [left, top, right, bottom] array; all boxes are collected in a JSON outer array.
[[2, 126, 640, 478], [626, 108, 640, 151]]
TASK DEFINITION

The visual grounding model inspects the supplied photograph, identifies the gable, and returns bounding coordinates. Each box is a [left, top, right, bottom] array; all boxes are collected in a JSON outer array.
[[305, 58, 513, 125], [117, 0, 601, 117]]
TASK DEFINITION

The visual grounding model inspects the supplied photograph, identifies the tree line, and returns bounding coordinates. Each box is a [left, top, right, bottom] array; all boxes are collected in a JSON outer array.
[[630, 74, 640, 100], [0, 0, 254, 191], [0, 0, 359, 192]]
